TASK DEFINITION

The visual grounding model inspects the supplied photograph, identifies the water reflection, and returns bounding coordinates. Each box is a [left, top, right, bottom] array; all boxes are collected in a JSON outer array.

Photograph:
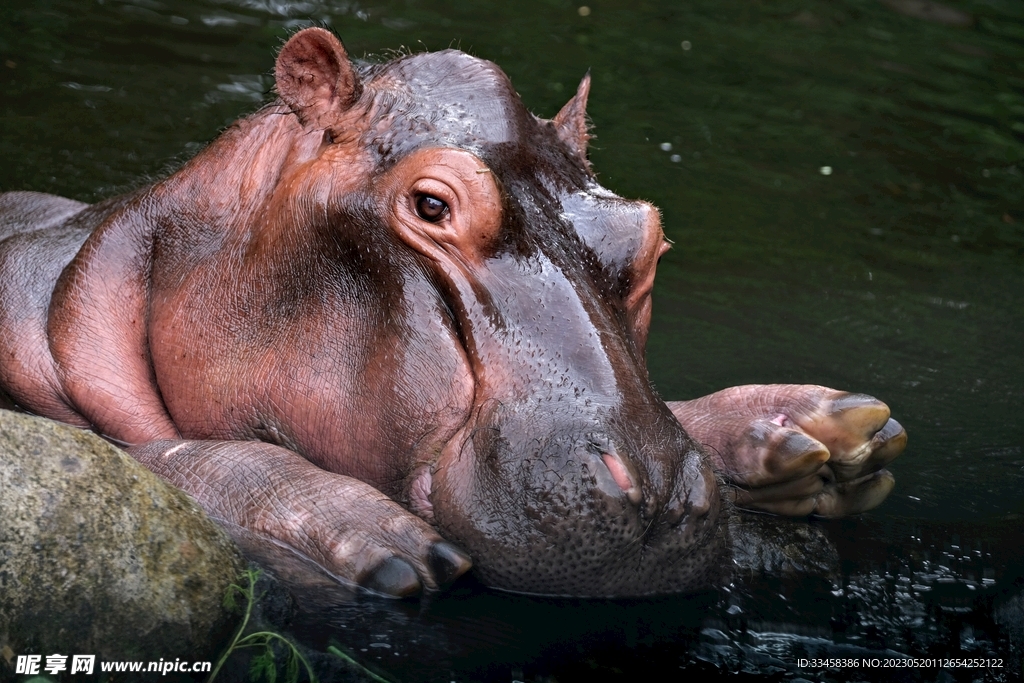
[[256, 515, 1022, 680]]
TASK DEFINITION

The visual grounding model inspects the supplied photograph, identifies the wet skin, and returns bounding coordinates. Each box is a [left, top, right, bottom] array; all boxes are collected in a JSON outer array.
[[0, 29, 905, 598]]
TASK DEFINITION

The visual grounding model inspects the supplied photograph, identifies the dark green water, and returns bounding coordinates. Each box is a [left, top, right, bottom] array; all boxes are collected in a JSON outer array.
[[2, 0, 1022, 680]]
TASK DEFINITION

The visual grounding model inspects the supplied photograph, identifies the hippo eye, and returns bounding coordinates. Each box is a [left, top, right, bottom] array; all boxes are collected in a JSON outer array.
[[415, 194, 449, 222]]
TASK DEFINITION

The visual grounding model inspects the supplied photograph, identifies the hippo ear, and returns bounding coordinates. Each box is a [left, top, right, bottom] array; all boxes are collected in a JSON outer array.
[[553, 73, 592, 161], [275, 28, 362, 129]]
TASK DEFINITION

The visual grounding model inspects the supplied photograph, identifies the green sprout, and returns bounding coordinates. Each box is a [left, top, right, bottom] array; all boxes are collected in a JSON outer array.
[[207, 568, 316, 683]]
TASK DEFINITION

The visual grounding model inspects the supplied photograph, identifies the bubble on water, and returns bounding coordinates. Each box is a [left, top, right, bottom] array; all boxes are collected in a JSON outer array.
[[682, 40, 692, 50], [670, 154, 681, 162], [578, 6, 591, 16], [819, 166, 833, 175], [659, 142, 672, 152]]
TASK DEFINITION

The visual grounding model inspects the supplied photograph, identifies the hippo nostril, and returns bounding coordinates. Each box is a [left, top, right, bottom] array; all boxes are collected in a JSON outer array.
[[665, 456, 717, 527], [601, 452, 642, 505], [601, 452, 632, 490], [664, 497, 685, 527], [692, 463, 716, 514]]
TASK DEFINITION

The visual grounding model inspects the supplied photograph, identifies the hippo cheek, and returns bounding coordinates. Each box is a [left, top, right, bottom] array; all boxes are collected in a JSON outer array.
[[427, 424, 724, 598]]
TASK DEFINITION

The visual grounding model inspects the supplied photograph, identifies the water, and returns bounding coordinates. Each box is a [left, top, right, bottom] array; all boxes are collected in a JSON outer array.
[[2, 0, 1022, 680]]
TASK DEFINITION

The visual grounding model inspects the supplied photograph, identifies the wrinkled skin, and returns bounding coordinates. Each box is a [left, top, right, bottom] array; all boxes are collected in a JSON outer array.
[[0, 29, 906, 598]]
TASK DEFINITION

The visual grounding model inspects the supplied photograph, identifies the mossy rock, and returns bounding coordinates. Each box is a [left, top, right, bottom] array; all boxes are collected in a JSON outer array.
[[0, 410, 244, 678]]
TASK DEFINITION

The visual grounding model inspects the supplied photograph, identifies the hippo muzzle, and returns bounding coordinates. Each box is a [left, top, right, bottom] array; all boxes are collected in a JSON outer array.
[[427, 401, 723, 597]]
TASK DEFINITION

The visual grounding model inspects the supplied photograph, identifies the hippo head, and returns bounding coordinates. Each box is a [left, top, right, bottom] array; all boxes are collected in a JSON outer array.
[[273, 29, 723, 597]]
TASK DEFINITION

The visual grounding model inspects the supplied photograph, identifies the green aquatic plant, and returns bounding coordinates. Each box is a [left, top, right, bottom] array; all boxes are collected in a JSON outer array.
[[207, 568, 316, 683], [327, 645, 393, 683]]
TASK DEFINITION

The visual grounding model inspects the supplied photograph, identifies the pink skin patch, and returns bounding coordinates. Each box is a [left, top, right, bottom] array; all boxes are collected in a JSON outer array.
[[602, 453, 634, 492], [409, 466, 434, 523], [771, 413, 793, 428]]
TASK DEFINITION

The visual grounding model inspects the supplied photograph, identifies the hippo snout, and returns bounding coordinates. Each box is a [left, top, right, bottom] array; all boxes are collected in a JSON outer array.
[[428, 407, 723, 597]]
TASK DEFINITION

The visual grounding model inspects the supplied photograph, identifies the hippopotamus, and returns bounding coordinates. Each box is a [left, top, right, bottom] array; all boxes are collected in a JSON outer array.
[[0, 28, 906, 598]]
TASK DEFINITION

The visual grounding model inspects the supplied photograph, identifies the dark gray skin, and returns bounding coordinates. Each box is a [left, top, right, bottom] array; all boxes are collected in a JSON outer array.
[[0, 29, 906, 598]]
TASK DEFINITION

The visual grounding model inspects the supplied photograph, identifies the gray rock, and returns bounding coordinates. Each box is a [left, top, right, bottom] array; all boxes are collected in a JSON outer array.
[[0, 410, 244, 678]]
